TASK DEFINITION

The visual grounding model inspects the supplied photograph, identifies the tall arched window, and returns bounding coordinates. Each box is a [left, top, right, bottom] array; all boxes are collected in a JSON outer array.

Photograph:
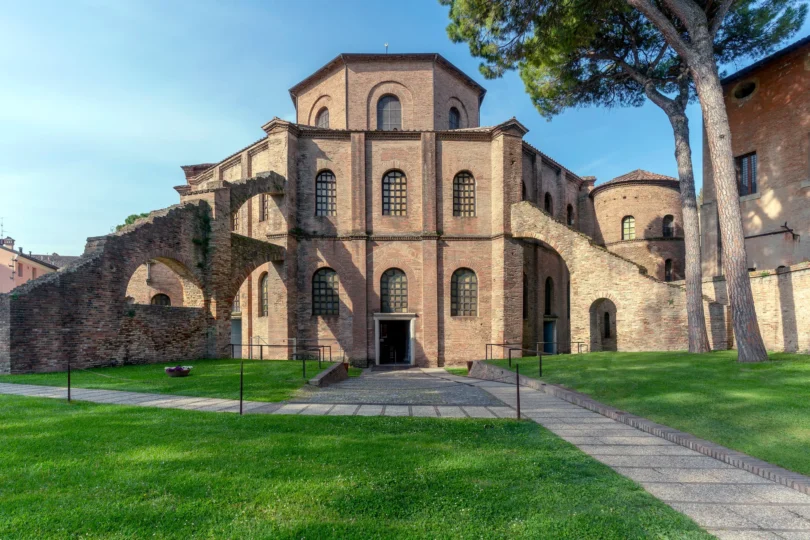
[[567, 204, 574, 226], [381, 268, 408, 313], [665, 259, 674, 282], [259, 273, 268, 317], [663, 215, 675, 237], [622, 216, 636, 240], [604, 312, 611, 338], [233, 293, 240, 314], [451, 268, 478, 316], [315, 170, 337, 217], [453, 172, 475, 217], [382, 170, 407, 216], [377, 95, 401, 130], [544, 193, 553, 215], [449, 107, 460, 129], [544, 277, 554, 316], [151, 294, 171, 306], [312, 268, 339, 316], [259, 193, 269, 222], [231, 208, 240, 232], [521, 182, 526, 201], [315, 107, 329, 128]]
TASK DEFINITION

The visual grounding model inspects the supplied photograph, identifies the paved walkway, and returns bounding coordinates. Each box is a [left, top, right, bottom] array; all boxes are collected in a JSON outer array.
[[3, 370, 810, 538]]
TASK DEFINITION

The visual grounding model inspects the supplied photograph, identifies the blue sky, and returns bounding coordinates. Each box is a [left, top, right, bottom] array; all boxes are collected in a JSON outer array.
[[2, 0, 808, 255]]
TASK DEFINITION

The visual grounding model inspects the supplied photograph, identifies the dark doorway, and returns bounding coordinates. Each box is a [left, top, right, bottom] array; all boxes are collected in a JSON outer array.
[[543, 321, 556, 354], [379, 320, 410, 364]]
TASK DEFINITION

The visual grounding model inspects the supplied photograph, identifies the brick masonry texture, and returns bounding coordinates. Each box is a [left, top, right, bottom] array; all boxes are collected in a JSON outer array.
[[2, 52, 807, 372]]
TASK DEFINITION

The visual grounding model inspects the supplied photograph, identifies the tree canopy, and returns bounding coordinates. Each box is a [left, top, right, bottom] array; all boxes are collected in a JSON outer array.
[[115, 213, 150, 232]]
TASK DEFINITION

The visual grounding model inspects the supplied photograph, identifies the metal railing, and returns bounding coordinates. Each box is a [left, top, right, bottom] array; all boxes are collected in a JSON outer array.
[[535, 341, 589, 355]]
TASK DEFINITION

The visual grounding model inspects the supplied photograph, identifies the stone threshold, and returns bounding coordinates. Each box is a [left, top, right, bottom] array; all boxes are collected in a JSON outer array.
[[469, 361, 810, 496]]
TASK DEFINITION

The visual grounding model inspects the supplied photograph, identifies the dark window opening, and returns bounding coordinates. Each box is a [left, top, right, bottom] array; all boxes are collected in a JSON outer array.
[[312, 268, 339, 316], [735, 152, 757, 196], [522, 273, 528, 320], [733, 80, 757, 100], [449, 107, 460, 130], [259, 193, 269, 222], [377, 95, 401, 130], [453, 172, 475, 217], [567, 204, 574, 226], [382, 171, 407, 216], [544, 277, 554, 316], [663, 215, 675, 237], [315, 170, 337, 217], [259, 273, 268, 317], [544, 193, 553, 215], [151, 294, 171, 306], [316, 107, 329, 128], [451, 268, 477, 316], [665, 259, 673, 282], [381, 268, 408, 313], [604, 312, 611, 338]]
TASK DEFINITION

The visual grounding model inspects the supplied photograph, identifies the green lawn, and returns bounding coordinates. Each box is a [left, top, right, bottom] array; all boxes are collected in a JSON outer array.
[[0, 395, 708, 539], [445, 367, 468, 376], [0, 359, 342, 402], [489, 351, 810, 476]]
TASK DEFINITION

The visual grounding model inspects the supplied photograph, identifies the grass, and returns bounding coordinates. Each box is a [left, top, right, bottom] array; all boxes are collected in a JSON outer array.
[[0, 395, 709, 539], [0, 359, 342, 403], [445, 367, 468, 376], [489, 351, 810, 476]]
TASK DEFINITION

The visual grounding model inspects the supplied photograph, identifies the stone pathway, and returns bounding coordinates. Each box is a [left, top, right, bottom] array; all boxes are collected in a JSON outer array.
[[423, 369, 810, 540], [4, 369, 810, 538]]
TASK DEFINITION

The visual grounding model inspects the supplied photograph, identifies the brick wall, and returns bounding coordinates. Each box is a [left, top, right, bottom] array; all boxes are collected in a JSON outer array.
[[125, 261, 184, 306]]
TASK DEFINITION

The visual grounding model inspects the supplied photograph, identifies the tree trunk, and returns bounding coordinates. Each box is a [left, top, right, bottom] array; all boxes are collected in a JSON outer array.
[[690, 58, 768, 362], [668, 112, 711, 353]]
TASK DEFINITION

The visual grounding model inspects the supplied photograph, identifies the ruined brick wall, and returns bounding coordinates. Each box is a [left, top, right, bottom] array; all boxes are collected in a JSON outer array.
[[702, 40, 810, 274], [512, 201, 727, 352], [126, 261, 185, 305]]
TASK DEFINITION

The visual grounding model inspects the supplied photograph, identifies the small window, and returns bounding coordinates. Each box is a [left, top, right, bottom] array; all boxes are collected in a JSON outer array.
[[449, 107, 460, 130], [233, 293, 241, 313], [451, 268, 478, 316], [32, 268, 37, 279], [453, 172, 475, 217], [151, 294, 171, 306], [312, 268, 339, 316], [382, 171, 407, 216], [665, 259, 673, 282], [17, 262, 23, 278], [259, 194, 269, 222], [544, 193, 553, 215], [567, 204, 574, 226], [259, 273, 268, 317], [544, 277, 554, 316], [381, 268, 408, 313], [733, 80, 757, 100], [663, 215, 675, 238], [521, 182, 526, 201], [231, 208, 240, 232], [377, 95, 401, 130], [604, 312, 611, 338], [622, 216, 636, 240], [315, 107, 329, 129], [315, 171, 337, 217], [735, 152, 757, 196]]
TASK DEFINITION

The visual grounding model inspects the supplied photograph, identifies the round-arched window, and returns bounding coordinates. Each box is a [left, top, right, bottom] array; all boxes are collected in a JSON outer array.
[[381, 268, 408, 313], [622, 216, 636, 240], [449, 107, 461, 130], [151, 294, 171, 306], [377, 95, 401, 130], [315, 107, 329, 129]]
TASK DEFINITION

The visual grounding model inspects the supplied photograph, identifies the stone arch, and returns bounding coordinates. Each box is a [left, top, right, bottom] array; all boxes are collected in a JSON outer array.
[[447, 97, 469, 129], [589, 298, 618, 352], [366, 80, 415, 130], [307, 94, 333, 126], [124, 255, 205, 309]]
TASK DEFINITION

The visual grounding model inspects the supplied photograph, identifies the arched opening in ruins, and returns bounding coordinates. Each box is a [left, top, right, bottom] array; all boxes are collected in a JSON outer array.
[[125, 258, 204, 308], [589, 298, 617, 352], [521, 238, 571, 354]]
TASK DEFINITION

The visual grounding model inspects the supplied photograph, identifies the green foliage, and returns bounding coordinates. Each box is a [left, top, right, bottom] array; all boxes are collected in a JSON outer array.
[[490, 350, 810, 476], [442, 0, 806, 119], [115, 212, 150, 232], [0, 396, 709, 538]]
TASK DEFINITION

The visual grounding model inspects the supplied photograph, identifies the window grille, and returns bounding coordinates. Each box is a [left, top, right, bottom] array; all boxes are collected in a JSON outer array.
[[451, 268, 478, 316]]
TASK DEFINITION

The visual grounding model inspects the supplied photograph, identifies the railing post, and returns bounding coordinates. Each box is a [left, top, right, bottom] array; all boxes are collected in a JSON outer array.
[[539, 353, 543, 377], [515, 363, 521, 420], [302, 355, 306, 379], [67, 356, 71, 403], [508, 348, 513, 368], [239, 358, 244, 416], [260, 345, 263, 360]]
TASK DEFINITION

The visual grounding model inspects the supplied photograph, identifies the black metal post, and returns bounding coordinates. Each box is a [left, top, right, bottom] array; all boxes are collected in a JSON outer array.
[[260, 345, 263, 360], [67, 356, 71, 403], [538, 354, 542, 377], [508, 348, 513, 367], [239, 358, 244, 416], [516, 363, 521, 420], [302, 356, 306, 379]]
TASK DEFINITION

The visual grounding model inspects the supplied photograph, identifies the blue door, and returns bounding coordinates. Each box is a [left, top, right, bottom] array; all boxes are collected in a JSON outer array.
[[543, 321, 555, 354]]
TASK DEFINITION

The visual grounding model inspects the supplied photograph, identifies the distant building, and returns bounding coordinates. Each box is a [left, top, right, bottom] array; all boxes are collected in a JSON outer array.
[[0, 237, 59, 293], [701, 35, 810, 274]]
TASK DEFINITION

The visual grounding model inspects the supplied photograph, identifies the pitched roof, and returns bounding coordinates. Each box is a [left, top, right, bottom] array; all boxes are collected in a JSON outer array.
[[30, 253, 80, 269], [722, 34, 810, 86], [0, 245, 60, 270], [590, 169, 679, 197], [288, 53, 487, 100]]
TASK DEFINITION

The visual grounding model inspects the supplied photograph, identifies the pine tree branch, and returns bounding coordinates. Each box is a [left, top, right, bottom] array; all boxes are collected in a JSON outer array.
[[709, 0, 735, 37], [625, 0, 697, 63]]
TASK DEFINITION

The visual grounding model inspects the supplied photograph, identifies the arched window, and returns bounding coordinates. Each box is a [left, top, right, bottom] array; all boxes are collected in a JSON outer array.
[[259, 193, 269, 222], [604, 312, 611, 338], [544, 193, 553, 215], [315, 107, 329, 129], [544, 277, 554, 316], [315, 170, 337, 217], [377, 95, 401, 130], [151, 294, 171, 306], [452, 172, 475, 217], [381, 268, 408, 313], [521, 182, 526, 201], [567, 204, 574, 226], [664, 259, 673, 282], [231, 208, 240, 232], [312, 268, 339, 316], [233, 292, 241, 314], [622, 216, 636, 240], [449, 107, 460, 130], [663, 215, 675, 237], [522, 273, 528, 320], [451, 268, 477, 316], [382, 170, 407, 216], [259, 273, 268, 317]]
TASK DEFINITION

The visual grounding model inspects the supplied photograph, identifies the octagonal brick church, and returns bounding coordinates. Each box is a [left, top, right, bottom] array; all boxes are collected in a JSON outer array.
[[126, 53, 685, 367]]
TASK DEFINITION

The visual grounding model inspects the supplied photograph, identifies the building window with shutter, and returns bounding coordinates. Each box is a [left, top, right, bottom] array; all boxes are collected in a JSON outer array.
[[735, 152, 757, 196]]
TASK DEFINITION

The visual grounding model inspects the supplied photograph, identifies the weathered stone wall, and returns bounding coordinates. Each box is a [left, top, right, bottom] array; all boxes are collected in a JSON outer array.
[[511, 201, 728, 352], [126, 261, 185, 306]]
